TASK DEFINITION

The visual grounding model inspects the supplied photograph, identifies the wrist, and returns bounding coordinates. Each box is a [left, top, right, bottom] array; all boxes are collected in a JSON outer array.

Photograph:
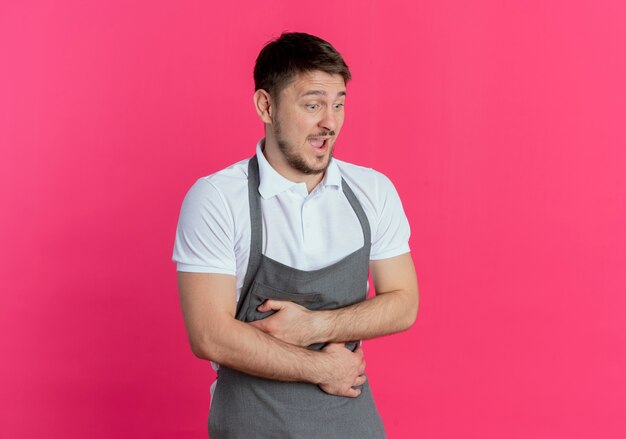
[[302, 348, 332, 385], [309, 310, 333, 345]]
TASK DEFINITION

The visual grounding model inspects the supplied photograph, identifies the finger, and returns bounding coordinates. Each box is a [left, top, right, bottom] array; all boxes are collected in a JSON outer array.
[[360, 360, 366, 374], [256, 300, 270, 312], [354, 374, 367, 387], [343, 387, 362, 398], [257, 299, 283, 312]]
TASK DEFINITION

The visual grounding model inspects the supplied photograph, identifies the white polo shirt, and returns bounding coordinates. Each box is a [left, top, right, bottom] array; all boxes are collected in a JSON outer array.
[[173, 139, 411, 301]]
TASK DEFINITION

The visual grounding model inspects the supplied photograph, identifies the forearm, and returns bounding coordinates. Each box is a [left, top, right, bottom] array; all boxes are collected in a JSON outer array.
[[179, 272, 329, 384], [312, 253, 419, 343], [195, 315, 328, 383], [249, 253, 419, 347], [312, 287, 418, 344]]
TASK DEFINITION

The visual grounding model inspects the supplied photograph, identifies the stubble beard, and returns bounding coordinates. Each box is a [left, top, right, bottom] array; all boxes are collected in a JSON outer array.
[[273, 117, 334, 176]]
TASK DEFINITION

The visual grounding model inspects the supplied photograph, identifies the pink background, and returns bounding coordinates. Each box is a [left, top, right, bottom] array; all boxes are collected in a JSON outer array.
[[1, 1, 625, 438]]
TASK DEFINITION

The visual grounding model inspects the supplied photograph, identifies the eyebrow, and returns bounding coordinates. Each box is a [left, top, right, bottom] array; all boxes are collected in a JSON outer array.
[[300, 90, 347, 98]]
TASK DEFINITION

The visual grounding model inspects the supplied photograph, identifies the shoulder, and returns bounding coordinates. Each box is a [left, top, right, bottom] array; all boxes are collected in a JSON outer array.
[[194, 157, 250, 192], [174, 158, 251, 274], [177, 157, 252, 235], [184, 157, 250, 205]]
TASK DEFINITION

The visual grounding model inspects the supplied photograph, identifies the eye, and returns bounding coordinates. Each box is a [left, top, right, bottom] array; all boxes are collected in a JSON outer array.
[[306, 103, 320, 111], [333, 103, 345, 110]]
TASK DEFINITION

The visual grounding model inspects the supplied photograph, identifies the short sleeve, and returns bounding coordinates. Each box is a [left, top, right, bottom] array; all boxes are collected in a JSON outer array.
[[370, 173, 411, 260], [172, 178, 237, 274]]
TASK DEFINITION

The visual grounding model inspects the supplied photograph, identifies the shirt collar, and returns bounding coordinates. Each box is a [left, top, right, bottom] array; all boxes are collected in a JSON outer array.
[[255, 138, 342, 199]]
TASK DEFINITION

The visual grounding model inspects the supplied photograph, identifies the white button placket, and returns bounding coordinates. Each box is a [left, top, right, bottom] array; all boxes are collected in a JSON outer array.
[[302, 187, 322, 247], [301, 197, 310, 245]]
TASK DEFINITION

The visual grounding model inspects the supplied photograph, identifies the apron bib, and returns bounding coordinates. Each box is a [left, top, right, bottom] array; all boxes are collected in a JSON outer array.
[[209, 156, 386, 438]]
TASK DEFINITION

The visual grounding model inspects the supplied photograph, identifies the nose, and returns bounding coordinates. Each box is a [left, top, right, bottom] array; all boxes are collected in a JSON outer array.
[[318, 106, 339, 133]]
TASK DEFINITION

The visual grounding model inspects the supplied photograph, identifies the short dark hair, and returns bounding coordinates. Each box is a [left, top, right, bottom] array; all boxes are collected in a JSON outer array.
[[254, 32, 351, 104]]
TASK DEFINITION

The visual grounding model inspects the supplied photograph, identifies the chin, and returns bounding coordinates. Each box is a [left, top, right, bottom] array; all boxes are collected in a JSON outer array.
[[313, 157, 332, 172]]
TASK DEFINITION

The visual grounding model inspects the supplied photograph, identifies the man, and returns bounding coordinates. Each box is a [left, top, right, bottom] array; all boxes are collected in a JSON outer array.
[[173, 32, 418, 438]]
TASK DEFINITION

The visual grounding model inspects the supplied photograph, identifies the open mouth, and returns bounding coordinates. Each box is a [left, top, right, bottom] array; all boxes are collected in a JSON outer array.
[[308, 137, 329, 152]]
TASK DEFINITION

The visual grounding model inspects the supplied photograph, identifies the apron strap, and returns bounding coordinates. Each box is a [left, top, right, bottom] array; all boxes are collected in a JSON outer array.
[[341, 177, 372, 246], [236, 155, 263, 317]]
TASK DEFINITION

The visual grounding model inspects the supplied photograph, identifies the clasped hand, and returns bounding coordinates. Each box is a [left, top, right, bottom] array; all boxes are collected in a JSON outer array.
[[249, 300, 366, 397], [249, 299, 319, 347]]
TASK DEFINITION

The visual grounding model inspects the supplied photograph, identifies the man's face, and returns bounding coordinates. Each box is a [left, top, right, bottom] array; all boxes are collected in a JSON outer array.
[[271, 70, 346, 176]]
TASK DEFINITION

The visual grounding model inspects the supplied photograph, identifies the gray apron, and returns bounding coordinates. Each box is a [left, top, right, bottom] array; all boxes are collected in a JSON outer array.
[[208, 156, 386, 438]]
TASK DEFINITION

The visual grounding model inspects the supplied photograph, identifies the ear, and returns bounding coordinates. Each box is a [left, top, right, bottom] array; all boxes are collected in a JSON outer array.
[[253, 89, 274, 124]]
